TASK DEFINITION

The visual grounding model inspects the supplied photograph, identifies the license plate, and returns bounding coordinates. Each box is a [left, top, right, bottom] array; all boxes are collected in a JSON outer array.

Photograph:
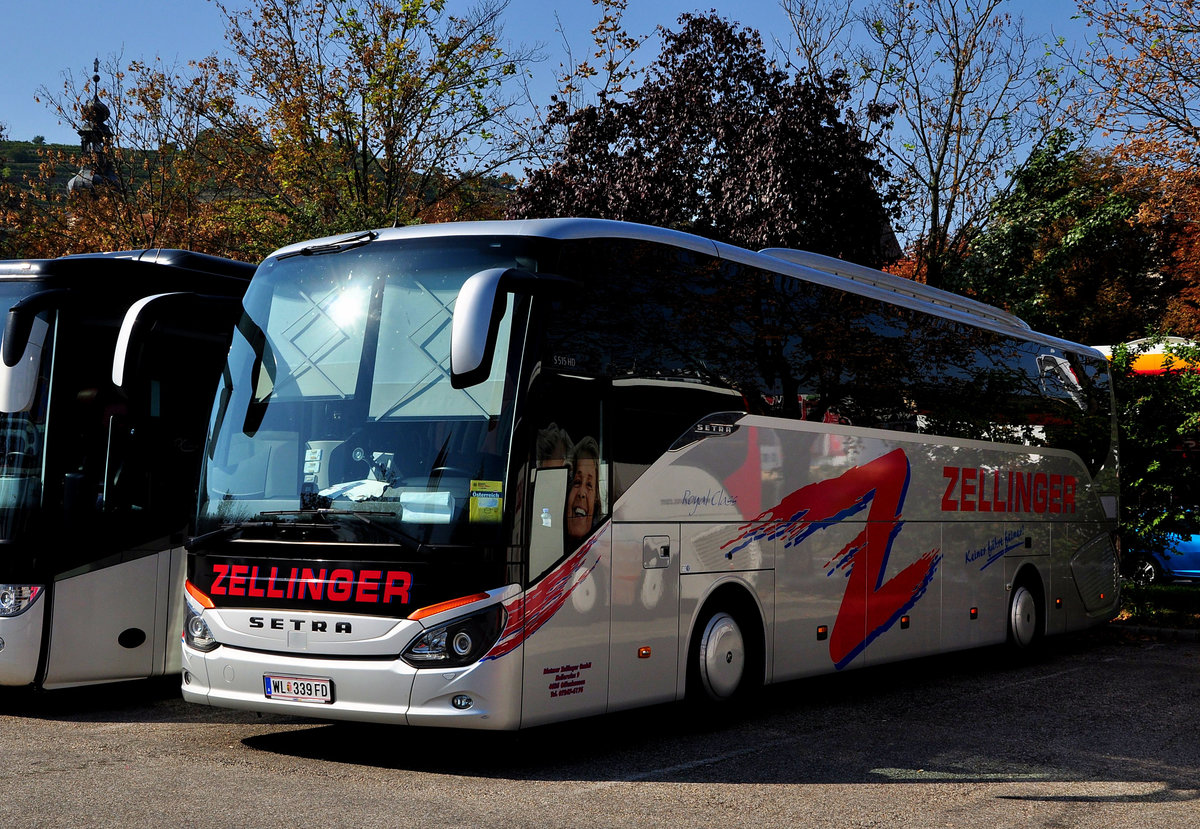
[[263, 674, 334, 704]]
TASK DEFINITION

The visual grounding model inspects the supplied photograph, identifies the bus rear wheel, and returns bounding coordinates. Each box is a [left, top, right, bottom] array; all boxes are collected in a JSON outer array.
[[690, 610, 748, 702], [1007, 582, 1042, 650]]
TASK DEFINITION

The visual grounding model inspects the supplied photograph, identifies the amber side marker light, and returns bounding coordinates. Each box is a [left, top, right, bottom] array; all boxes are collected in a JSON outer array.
[[970, 607, 978, 620], [408, 593, 491, 622], [1055, 597, 1063, 609], [638, 646, 652, 659], [900, 615, 910, 629], [816, 625, 829, 641], [185, 580, 215, 609]]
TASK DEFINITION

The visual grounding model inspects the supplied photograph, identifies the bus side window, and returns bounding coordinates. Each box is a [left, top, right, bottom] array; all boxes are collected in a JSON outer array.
[[526, 431, 609, 584], [522, 370, 610, 584]]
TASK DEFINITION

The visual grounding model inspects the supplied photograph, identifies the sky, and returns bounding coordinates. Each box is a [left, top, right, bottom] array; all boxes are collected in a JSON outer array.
[[1, 0, 1091, 146]]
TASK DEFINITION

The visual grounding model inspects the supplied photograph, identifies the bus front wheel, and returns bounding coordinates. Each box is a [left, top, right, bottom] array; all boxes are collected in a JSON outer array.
[[689, 609, 748, 702]]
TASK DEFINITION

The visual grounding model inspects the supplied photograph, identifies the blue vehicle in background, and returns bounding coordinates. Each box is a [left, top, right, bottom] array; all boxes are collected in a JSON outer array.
[[1128, 522, 1200, 584]]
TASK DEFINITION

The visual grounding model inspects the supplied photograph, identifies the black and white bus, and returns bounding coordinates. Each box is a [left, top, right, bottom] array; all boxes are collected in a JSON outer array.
[[181, 219, 1119, 727], [0, 249, 252, 689]]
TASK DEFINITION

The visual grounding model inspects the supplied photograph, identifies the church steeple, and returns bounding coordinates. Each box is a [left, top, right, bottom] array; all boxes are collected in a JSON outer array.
[[67, 59, 118, 195]]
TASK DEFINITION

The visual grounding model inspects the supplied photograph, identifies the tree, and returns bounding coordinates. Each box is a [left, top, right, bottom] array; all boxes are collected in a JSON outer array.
[[5, 55, 279, 261], [2, 0, 537, 261], [215, 0, 537, 232], [1111, 337, 1200, 563], [510, 12, 896, 265], [1075, 0, 1200, 174], [1160, 212, 1200, 338], [952, 133, 1176, 344], [1070, 0, 1200, 341], [530, 0, 647, 168], [783, 0, 1073, 287]]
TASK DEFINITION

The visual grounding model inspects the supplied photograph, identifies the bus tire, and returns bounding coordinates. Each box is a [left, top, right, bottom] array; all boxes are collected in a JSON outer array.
[[1007, 579, 1043, 651], [687, 599, 761, 704]]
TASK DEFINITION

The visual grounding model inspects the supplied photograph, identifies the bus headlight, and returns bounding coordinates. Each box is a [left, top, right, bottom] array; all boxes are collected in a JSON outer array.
[[0, 584, 43, 617], [401, 605, 505, 668], [183, 601, 218, 652]]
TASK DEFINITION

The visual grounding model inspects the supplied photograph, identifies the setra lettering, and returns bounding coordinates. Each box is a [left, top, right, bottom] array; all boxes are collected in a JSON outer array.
[[247, 616, 353, 633]]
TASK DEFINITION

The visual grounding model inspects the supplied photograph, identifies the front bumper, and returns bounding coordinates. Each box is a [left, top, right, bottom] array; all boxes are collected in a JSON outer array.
[[0, 594, 45, 686], [181, 641, 523, 729]]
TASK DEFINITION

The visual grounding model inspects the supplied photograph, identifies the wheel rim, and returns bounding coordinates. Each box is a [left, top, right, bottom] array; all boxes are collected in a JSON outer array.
[[1134, 559, 1158, 585], [698, 612, 746, 700], [1009, 585, 1038, 648]]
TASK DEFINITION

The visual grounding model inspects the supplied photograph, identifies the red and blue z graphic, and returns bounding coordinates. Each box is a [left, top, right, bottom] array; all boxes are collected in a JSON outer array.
[[722, 448, 941, 669], [483, 528, 606, 661]]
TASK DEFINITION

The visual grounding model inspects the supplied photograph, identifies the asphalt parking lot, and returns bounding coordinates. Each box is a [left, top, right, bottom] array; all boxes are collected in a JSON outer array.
[[0, 625, 1197, 828]]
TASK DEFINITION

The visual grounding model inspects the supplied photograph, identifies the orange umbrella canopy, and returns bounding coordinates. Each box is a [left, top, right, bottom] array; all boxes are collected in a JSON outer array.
[[1093, 338, 1198, 375]]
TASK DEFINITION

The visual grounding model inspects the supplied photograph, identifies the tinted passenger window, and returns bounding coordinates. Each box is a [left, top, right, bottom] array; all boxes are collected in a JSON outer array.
[[546, 238, 1113, 492]]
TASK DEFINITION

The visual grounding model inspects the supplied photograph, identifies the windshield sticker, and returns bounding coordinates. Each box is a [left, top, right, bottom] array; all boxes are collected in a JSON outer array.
[[722, 448, 941, 670], [469, 480, 503, 523]]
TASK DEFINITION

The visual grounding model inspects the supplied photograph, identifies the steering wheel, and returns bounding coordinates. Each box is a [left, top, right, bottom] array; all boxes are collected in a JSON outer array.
[[0, 420, 38, 457]]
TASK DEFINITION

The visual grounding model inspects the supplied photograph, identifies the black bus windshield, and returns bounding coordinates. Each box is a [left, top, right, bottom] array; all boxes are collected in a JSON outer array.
[[198, 237, 535, 551]]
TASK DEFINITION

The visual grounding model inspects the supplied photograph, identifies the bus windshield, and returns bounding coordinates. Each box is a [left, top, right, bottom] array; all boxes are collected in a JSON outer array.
[[197, 236, 532, 551]]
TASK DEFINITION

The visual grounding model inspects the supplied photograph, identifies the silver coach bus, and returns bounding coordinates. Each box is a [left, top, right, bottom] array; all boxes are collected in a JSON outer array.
[[180, 219, 1119, 727]]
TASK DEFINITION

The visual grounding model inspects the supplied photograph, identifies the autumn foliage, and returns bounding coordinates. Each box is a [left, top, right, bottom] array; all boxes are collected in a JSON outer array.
[[0, 0, 532, 262], [510, 12, 897, 266], [1069, 0, 1200, 340]]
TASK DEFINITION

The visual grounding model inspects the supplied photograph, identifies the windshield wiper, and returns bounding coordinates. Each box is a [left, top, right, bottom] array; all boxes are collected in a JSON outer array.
[[262, 508, 430, 549], [189, 510, 395, 548], [188, 517, 290, 549], [192, 508, 472, 553], [278, 231, 378, 260]]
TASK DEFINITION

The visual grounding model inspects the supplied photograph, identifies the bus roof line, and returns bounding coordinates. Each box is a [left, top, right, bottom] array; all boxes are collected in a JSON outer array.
[[758, 248, 1030, 332], [0, 249, 255, 283], [263, 218, 1099, 354], [299, 219, 1026, 332], [717, 239, 1096, 358]]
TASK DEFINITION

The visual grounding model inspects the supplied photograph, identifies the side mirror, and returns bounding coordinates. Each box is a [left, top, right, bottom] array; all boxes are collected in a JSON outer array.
[[3, 289, 70, 368], [112, 292, 243, 388], [450, 268, 577, 389], [0, 314, 50, 413], [450, 269, 511, 390]]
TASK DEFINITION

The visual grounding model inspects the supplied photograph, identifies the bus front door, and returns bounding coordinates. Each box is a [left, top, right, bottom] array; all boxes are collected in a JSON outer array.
[[41, 549, 173, 688]]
